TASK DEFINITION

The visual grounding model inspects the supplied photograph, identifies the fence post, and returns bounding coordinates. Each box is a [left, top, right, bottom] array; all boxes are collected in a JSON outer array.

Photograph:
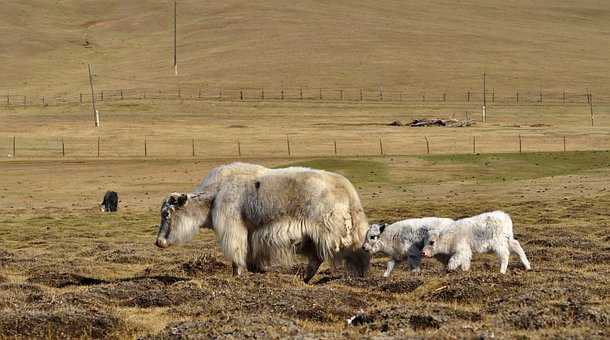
[[334, 140, 337, 156], [492, 88, 495, 103], [121, 90, 124, 100], [281, 89, 284, 100], [539, 90, 542, 103], [563, 136, 566, 152], [286, 136, 291, 157], [97, 137, 100, 157], [219, 89, 223, 100], [144, 137, 147, 157], [261, 88, 264, 100], [42, 96, 45, 106], [178, 88, 181, 99], [562, 91, 565, 104], [319, 88, 322, 100], [516, 91, 519, 104], [422, 94, 426, 102], [101, 91, 104, 101], [62, 137, 65, 157], [590, 94, 594, 127], [379, 87, 383, 101], [443, 93, 446, 102], [240, 90, 244, 101], [237, 139, 242, 157], [519, 135, 522, 153], [12, 136, 16, 157], [467, 91, 471, 102], [192, 138, 195, 157], [379, 137, 384, 156], [198, 88, 202, 99], [360, 88, 363, 102], [425, 137, 430, 154], [472, 136, 476, 154], [339, 89, 343, 101], [299, 88, 303, 100]]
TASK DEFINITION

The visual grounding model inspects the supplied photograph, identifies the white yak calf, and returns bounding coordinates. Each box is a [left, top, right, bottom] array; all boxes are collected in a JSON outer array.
[[421, 211, 531, 274], [362, 217, 454, 277]]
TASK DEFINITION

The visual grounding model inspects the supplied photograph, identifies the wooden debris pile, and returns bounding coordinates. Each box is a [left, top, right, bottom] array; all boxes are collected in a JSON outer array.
[[388, 118, 476, 127]]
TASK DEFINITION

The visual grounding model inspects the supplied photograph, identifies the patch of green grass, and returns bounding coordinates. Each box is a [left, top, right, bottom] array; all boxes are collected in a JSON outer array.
[[419, 151, 610, 182], [277, 158, 389, 186]]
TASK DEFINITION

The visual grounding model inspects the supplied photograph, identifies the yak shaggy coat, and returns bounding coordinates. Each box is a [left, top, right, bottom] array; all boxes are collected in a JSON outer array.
[[155, 162, 370, 282]]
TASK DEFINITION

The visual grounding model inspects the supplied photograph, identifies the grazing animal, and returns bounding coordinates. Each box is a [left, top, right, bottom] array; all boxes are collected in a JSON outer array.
[[155, 162, 370, 283], [100, 191, 118, 212], [421, 211, 531, 274], [362, 217, 454, 277]]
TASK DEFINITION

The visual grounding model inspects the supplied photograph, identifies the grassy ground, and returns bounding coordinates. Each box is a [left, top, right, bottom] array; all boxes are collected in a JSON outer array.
[[1, 100, 609, 159], [0, 152, 608, 338]]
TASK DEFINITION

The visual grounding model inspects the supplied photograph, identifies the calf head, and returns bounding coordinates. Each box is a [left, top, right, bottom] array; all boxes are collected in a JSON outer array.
[[362, 223, 387, 253], [421, 230, 440, 257]]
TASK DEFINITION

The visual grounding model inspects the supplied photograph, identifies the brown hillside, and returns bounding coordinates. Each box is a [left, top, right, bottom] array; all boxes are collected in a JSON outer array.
[[1, 0, 609, 96]]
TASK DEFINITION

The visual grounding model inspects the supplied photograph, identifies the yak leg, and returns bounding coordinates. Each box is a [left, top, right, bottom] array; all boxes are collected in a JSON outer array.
[[215, 213, 249, 276], [303, 254, 323, 283], [232, 262, 244, 276]]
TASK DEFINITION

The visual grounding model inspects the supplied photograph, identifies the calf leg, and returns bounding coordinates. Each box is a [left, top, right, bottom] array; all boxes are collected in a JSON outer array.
[[509, 239, 531, 270], [407, 254, 422, 272], [448, 250, 471, 272], [383, 259, 397, 277], [496, 245, 510, 274]]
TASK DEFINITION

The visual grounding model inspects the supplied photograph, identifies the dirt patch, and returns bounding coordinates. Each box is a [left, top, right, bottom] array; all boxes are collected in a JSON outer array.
[[26, 272, 107, 288], [0, 249, 13, 266], [99, 248, 147, 264], [424, 273, 524, 304], [0, 283, 46, 308], [409, 314, 443, 330], [379, 278, 424, 294], [89, 276, 207, 308], [493, 296, 609, 330], [182, 253, 227, 276], [0, 305, 124, 338], [149, 314, 300, 339]]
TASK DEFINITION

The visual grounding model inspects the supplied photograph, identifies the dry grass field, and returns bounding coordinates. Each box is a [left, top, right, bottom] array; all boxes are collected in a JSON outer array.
[[2, 0, 610, 96], [1, 0, 610, 338], [0, 154, 609, 338]]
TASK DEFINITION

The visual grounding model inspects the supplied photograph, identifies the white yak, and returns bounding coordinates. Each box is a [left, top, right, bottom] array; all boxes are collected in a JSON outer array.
[[421, 211, 531, 274], [362, 217, 454, 277], [155, 162, 370, 282]]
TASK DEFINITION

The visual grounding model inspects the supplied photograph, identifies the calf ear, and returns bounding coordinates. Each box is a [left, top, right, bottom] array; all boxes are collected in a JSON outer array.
[[379, 223, 387, 233], [176, 194, 188, 207]]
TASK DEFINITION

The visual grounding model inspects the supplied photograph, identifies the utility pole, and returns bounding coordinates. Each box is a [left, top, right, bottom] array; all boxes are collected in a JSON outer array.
[[88, 64, 99, 127], [173, 1, 178, 76], [482, 72, 487, 123]]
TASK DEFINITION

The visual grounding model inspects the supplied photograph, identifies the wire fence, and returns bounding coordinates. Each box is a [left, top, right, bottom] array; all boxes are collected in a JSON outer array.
[[2, 134, 609, 159], [1, 87, 606, 108]]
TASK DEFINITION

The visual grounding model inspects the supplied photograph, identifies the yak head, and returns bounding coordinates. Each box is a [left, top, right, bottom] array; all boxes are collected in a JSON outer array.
[[361, 223, 387, 253], [155, 192, 214, 249]]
